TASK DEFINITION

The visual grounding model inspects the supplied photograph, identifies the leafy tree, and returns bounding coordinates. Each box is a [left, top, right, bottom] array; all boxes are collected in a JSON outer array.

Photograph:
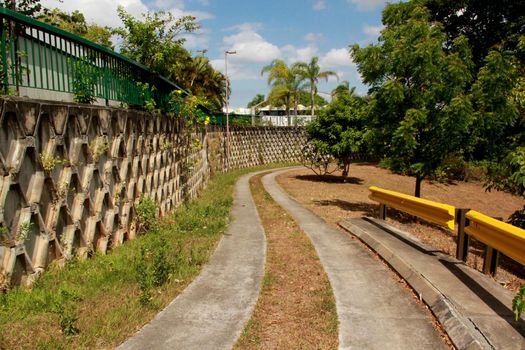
[[3, 0, 42, 17], [351, 2, 474, 197], [38, 8, 114, 48], [115, 7, 225, 113], [293, 56, 338, 117], [425, 0, 525, 67], [115, 6, 199, 77], [247, 94, 265, 108], [304, 89, 368, 178]]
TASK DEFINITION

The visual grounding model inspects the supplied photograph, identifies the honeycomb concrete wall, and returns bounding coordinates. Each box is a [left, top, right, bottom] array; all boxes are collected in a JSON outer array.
[[0, 97, 306, 288]]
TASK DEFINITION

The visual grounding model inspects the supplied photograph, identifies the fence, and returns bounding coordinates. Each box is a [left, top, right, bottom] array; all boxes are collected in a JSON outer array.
[[0, 6, 178, 110], [368, 186, 525, 275]]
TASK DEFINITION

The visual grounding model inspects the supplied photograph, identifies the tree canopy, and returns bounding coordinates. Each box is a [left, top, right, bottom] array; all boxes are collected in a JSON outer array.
[[38, 8, 114, 48], [305, 89, 368, 178], [352, 2, 474, 196]]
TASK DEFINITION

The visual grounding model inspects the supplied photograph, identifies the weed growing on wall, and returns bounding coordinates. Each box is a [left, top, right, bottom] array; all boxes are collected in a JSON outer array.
[[39, 152, 65, 172], [88, 136, 109, 162]]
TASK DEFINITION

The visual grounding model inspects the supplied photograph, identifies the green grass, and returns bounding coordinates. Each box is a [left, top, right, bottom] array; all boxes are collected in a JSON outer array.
[[0, 164, 293, 349]]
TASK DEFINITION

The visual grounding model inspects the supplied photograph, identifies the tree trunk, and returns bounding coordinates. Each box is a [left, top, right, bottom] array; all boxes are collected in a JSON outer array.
[[310, 83, 315, 117], [286, 96, 291, 126], [414, 174, 423, 198]]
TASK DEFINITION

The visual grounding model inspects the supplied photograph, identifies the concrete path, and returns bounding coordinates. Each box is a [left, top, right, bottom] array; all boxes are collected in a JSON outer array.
[[119, 172, 266, 350], [262, 169, 447, 350], [340, 217, 525, 350]]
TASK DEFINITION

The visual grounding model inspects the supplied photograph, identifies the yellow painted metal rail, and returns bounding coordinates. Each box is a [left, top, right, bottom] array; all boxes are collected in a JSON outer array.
[[465, 210, 525, 266], [368, 186, 456, 230]]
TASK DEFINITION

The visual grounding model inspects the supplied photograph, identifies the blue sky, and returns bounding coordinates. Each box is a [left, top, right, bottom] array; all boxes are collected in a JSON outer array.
[[41, 0, 389, 108]]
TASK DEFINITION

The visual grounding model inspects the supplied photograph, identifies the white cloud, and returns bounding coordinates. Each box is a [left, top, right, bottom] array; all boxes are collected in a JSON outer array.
[[42, 0, 148, 27], [222, 26, 280, 64], [313, 0, 326, 11], [282, 44, 318, 63], [304, 32, 323, 43], [347, 0, 388, 11], [41, 0, 213, 27], [362, 24, 383, 38], [320, 48, 353, 68]]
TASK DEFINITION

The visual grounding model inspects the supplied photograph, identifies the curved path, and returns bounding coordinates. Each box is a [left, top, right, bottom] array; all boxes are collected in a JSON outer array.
[[262, 169, 447, 349], [119, 172, 266, 350]]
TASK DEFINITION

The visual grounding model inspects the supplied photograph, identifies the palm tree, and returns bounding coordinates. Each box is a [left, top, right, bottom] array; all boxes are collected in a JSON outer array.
[[293, 56, 338, 117], [261, 59, 306, 125], [331, 81, 356, 100]]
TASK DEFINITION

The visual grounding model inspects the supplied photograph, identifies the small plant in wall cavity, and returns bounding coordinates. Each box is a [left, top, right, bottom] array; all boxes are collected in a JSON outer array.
[[39, 152, 65, 172], [160, 140, 172, 151], [16, 221, 33, 242], [89, 136, 109, 162]]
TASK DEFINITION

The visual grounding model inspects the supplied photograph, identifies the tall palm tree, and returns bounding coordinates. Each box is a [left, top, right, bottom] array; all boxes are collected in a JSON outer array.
[[261, 59, 306, 125], [293, 56, 338, 117]]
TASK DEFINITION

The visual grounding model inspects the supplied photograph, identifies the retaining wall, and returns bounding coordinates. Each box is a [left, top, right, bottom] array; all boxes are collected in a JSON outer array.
[[0, 97, 306, 287]]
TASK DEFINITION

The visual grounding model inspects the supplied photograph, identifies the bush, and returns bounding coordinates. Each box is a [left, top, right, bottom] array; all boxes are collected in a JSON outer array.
[[135, 196, 158, 233]]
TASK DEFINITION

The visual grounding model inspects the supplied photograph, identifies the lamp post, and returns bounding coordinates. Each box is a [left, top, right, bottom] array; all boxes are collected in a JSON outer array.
[[224, 50, 236, 169]]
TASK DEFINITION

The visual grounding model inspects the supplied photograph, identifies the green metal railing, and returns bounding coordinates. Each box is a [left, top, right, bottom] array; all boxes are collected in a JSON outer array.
[[0, 6, 178, 110]]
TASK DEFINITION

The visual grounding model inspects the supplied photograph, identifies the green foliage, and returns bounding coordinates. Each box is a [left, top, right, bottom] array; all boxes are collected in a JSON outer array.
[[71, 57, 99, 104], [352, 2, 474, 196], [247, 94, 265, 108], [261, 59, 307, 119], [115, 6, 198, 76], [52, 288, 80, 336], [0, 165, 277, 348], [2, 0, 42, 17], [305, 91, 368, 177], [425, 0, 525, 67], [136, 236, 174, 306], [508, 206, 525, 229], [135, 196, 158, 233], [293, 56, 338, 116], [39, 151, 65, 172], [88, 136, 109, 162], [513, 284, 525, 321], [38, 8, 114, 48], [16, 221, 32, 242]]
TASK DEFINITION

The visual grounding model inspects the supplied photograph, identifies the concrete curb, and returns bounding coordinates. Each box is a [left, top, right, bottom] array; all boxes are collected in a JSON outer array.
[[339, 217, 496, 350]]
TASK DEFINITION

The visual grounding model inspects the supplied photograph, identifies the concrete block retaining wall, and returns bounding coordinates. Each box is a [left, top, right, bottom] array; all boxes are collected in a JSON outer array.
[[0, 97, 306, 288]]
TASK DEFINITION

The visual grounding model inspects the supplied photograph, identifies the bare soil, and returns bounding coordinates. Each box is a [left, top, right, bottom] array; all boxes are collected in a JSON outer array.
[[234, 174, 338, 350], [276, 164, 525, 292]]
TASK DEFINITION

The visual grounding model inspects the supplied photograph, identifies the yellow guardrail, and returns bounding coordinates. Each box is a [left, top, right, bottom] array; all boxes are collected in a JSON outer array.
[[465, 210, 525, 266], [368, 186, 456, 230]]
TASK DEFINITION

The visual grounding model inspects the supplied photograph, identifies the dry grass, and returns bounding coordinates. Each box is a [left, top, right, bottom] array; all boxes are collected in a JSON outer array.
[[234, 174, 338, 350], [277, 164, 525, 291]]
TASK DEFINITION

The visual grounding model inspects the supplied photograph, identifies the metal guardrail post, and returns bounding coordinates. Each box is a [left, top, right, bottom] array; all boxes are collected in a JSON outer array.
[[483, 246, 499, 275], [455, 208, 470, 262], [379, 203, 387, 220]]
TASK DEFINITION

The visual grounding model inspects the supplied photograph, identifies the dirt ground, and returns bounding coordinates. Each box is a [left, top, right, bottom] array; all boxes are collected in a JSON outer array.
[[235, 174, 338, 349], [276, 163, 525, 292]]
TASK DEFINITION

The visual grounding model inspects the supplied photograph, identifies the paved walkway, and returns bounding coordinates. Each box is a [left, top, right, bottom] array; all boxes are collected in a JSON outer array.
[[262, 169, 447, 349], [119, 172, 266, 350]]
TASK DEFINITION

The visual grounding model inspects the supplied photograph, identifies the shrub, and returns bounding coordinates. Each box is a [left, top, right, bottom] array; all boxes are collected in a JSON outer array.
[[135, 196, 158, 233]]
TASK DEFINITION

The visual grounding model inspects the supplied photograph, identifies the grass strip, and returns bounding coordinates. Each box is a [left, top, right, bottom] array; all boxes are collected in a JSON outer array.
[[0, 164, 290, 349], [235, 173, 338, 350]]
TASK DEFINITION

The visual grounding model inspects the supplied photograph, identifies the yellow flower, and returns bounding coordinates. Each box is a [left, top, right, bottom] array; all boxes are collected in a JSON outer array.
[[204, 116, 210, 125]]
